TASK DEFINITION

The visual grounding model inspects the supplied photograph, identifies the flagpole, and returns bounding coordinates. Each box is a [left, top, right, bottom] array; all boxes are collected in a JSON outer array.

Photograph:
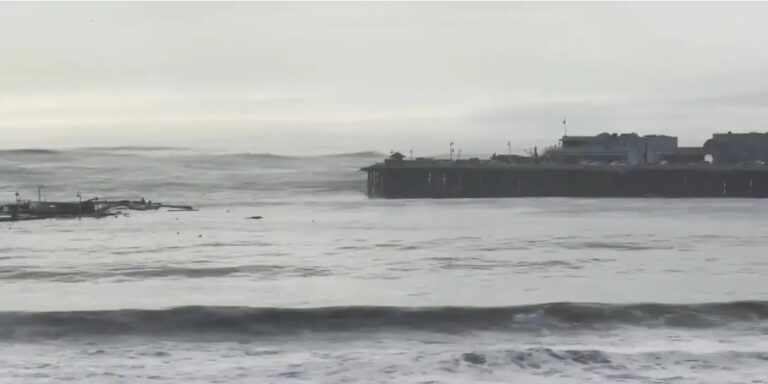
[[563, 116, 567, 137]]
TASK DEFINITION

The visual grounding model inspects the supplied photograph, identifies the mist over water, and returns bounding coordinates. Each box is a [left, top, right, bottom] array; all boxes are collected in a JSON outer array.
[[2, 147, 768, 383]]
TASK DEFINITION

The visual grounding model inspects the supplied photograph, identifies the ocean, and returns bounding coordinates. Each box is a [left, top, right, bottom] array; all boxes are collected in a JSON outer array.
[[1, 147, 767, 383]]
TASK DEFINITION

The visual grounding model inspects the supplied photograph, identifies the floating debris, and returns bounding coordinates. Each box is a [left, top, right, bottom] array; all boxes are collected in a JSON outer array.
[[0, 197, 196, 222]]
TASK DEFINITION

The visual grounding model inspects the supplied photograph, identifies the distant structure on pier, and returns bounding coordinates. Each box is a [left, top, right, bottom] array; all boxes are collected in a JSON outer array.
[[543, 131, 768, 166], [546, 133, 679, 165], [704, 132, 768, 165], [362, 131, 768, 198]]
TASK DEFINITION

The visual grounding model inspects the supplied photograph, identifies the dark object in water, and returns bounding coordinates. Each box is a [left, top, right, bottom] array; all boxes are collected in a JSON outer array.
[[0, 197, 196, 222], [248, 216, 263, 220]]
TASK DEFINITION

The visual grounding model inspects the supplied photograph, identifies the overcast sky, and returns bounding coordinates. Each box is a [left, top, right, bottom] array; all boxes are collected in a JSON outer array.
[[3, 2, 768, 154]]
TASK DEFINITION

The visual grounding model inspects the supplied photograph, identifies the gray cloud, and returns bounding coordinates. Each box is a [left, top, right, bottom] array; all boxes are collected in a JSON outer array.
[[2, 2, 768, 154]]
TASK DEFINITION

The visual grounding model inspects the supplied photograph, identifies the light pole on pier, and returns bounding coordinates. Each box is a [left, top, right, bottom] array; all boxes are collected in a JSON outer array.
[[563, 116, 567, 137]]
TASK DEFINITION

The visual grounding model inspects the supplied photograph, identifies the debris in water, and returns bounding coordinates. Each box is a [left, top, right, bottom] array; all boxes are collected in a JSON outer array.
[[0, 195, 196, 222]]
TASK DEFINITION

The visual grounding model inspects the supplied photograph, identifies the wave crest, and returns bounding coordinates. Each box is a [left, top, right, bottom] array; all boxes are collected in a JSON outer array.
[[1, 301, 767, 340], [0, 148, 62, 155]]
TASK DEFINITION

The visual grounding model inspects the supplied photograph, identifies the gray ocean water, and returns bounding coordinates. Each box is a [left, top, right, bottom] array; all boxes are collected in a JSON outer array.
[[1, 147, 767, 383]]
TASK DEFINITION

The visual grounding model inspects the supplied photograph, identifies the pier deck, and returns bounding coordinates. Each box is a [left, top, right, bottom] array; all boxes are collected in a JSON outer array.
[[362, 162, 768, 198]]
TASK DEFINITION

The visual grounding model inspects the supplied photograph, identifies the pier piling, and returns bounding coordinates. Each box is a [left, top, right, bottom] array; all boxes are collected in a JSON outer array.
[[362, 163, 768, 198]]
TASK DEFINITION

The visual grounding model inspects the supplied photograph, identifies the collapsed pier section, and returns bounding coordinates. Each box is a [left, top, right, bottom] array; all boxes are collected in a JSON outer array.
[[0, 197, 196, 222]]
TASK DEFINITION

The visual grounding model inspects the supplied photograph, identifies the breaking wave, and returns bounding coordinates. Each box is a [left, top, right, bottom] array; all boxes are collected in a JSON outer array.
[[0, 148, 62, 155], [0, 147, 382, 159], [321, 151, 386, 158], [190, 151, 384, 162], [0, 264, 331, 282], [2, 301, 766, 340], [77, 146, 185, 151], [209, 153, 294, 161]]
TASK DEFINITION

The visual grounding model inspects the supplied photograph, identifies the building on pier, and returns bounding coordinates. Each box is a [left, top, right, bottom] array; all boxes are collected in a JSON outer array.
[[363, 131, 768, 199], [704, 132, 768, 164], [545, 133, 678, 165]]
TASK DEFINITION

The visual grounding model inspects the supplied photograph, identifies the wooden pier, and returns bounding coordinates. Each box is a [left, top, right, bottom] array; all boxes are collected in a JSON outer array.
[[362, 161, 768, 198]]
